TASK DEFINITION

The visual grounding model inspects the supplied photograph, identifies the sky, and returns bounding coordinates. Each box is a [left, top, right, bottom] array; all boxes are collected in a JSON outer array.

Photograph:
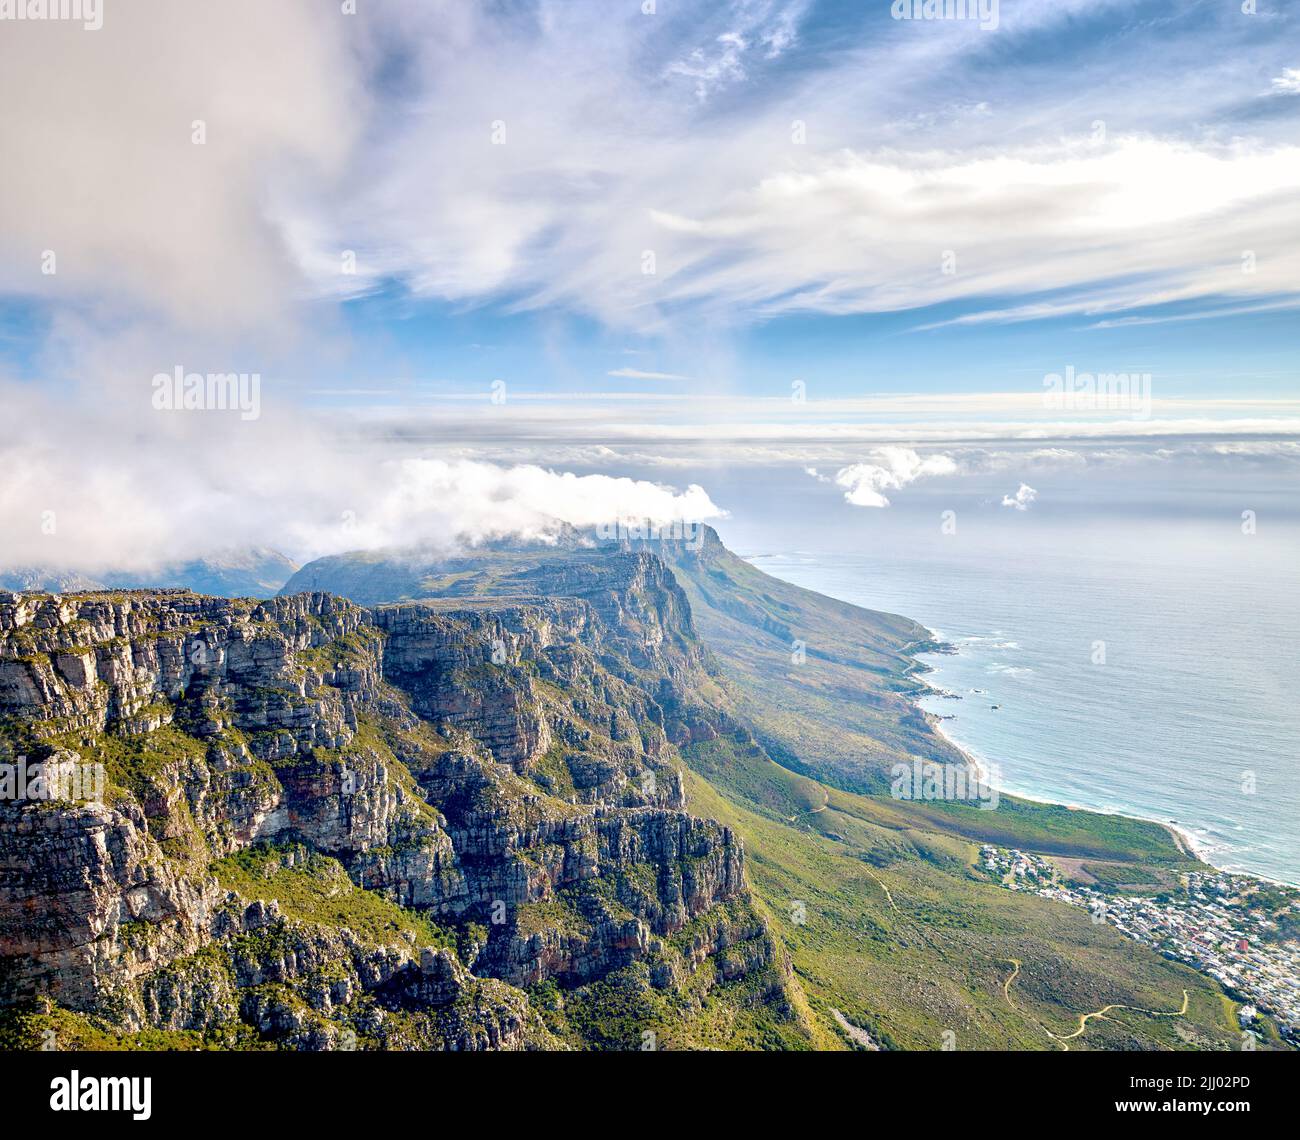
[[0, 0, 1297, 571]]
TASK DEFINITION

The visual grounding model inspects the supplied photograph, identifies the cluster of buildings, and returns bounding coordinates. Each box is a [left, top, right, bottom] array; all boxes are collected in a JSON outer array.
[[979, 846, 1300, 1045]]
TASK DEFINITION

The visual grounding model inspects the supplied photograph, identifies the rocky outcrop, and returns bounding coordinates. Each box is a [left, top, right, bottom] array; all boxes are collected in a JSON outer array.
[[120, 896, 542, 1051], [0, 568, 790, 1049], [0, 590, 374, 744], [0, 796, 221, 1009], [470, 808, 748, 988]]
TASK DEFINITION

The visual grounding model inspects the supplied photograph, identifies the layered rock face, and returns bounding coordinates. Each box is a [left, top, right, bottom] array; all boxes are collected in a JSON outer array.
[[0, 560, 791, 1049]]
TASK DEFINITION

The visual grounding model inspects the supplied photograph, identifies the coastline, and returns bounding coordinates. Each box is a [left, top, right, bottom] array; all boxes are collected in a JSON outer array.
[[927, 697, 1215, 865], [911, 636, 1295, 888]]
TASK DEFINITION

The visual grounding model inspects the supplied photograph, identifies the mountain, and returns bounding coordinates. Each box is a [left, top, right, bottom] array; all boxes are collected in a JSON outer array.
[[283, 529, 1205, 850], [0, 559, 804, 1050], [0, 532, 1278, 1050], [0, 568, 103, 594], [0, 549, 298, 600], [613, 527, 970, 793], [282, 529, 962, 792], [106, 548, 300, 598], [278, 529, 1273, 1049]]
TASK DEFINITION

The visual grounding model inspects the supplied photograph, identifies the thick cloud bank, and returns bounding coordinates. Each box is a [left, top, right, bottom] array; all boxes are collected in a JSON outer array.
[[0, 389, 725, 574]]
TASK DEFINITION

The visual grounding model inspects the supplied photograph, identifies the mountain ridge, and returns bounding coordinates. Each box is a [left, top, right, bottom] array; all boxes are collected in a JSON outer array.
[[0, 562, 807, 1049], [0, 530, 1277, 1049]]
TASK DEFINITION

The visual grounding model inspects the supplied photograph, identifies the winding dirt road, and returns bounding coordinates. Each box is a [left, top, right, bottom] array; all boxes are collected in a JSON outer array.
[[1047, 989, 1190, 1045], [785, 792, 829, 824], [999, 958, 1189, 1050]]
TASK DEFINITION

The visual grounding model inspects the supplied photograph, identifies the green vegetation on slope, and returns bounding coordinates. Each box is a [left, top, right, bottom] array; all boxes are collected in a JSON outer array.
[[640, 534, 965, 793], [212, 843, 454, 952], [680, 733, 1242, 1050]]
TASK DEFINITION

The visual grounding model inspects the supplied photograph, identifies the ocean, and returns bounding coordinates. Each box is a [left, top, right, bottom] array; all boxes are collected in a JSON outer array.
[[714, 472, 1300, 886]]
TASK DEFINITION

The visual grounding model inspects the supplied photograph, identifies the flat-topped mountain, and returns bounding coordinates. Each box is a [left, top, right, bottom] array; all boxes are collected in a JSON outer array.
[[284, 526, 965, 792], [0, 531, 1275, 1050], [0, 561, 799, 1049]]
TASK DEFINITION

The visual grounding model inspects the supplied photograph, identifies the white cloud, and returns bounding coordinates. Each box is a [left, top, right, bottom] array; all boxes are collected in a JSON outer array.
[[113, 2, 1283, 336], [0, 0, 362, 331], [1271, 68, 1300, 95], [0, 376, 725, 573], [2, 2, 1297, 338], [666, 31, 750, 102], [290, 459, 725, 558], [1, 0, 1298, 575], [1001, 483, 1038, 511], [607, 368, 690, 381], [663, 0, 810, 100], [830, 448, 958, 508], [648, 138, 1300, 324]]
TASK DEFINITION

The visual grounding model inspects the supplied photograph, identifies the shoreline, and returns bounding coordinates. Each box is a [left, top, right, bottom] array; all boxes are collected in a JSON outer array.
[[744, 556, 1297, 891], [912, 639, 1298, 890]]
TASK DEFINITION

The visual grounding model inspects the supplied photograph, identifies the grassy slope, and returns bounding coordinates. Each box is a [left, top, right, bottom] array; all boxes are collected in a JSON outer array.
[[211, 844, 454, 953], [660, 533, 1202, 863], [655, 537, 970, 793], [681, 735, 1245, 1050], [653, 535, 1267, 1049]]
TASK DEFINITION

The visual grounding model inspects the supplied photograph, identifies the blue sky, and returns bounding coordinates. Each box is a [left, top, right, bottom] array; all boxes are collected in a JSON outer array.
[[3, 0, 1299, 393], [305, 288, 1300, 404], [0, 0, 1297, 569]]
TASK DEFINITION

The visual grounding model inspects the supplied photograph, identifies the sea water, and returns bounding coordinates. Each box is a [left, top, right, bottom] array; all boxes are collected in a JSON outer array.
[[721, 481, 1300, 886]]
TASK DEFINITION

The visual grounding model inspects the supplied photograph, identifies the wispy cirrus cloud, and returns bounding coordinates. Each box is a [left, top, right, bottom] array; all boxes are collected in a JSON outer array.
[[3, 1, 1298, 337], [306, 2, 1300, 332], [607, 368, 691, 381]]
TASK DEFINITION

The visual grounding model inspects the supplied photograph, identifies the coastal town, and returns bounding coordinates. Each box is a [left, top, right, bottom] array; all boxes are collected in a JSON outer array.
[[980, 845, 1300, 1046]]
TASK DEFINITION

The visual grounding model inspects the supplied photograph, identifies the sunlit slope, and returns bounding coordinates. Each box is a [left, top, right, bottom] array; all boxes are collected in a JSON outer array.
[[637, 528, 969, 793], [681, 733, 1255, 1051]]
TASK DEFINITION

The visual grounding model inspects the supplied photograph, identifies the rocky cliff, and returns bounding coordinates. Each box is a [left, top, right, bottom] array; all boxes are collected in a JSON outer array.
[[0, 558, 801, 1050]]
